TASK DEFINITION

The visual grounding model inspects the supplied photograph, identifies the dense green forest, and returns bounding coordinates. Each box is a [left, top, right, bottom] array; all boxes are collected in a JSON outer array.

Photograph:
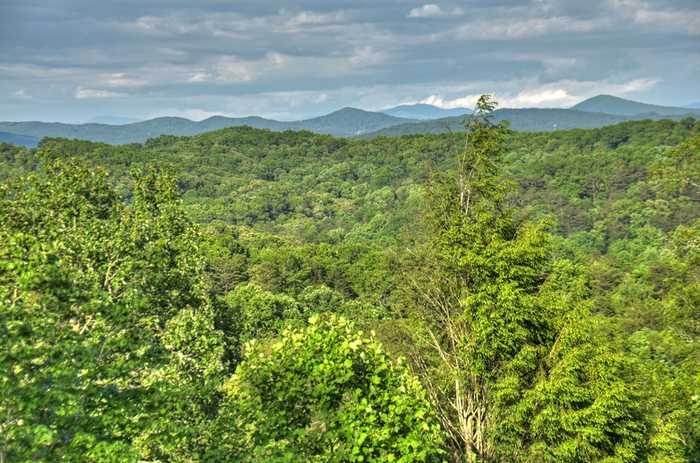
[[1, 100, 698, 462]]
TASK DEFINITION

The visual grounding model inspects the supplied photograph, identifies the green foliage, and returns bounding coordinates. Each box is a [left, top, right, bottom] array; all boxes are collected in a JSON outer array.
[[1, 117, 698, 462], [224, 283, 301, 342], [0, 159, 226, 461], [514, 314, 646, 462], [406, 96, 562, 461], [210, 315, 445, 462]]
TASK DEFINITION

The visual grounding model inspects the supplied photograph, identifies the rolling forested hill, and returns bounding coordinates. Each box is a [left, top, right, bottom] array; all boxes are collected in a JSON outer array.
[[2, 117, 698, 461], [2, 118, 697, 253]]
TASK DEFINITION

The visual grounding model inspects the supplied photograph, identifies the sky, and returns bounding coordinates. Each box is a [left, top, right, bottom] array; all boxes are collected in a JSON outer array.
[[1, 0, 699, 123]]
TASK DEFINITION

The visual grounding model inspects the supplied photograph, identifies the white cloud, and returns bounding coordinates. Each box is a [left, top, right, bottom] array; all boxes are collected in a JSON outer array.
[[500, 88, 576, 107], [128, 15, 201, 35], [409, 4, 446, 18], [188, 72, 212, 83], [101, 73, 146, 87], [210, 46, 387, 84], [214, 57, 257, 82], [407, 4, 464, 18], [496, 79, 659, 107], [285, 10, 347, 28], [510, 79, 659, 107], [609, 0, 700, 35], [404, 77, 660, 111], [349, 46, 388, 67], [212, 52, 292, 83], [417, 89, 574, 109], [618, 78, 659, 93], [452, 15, 609, 40], [419, 94, 480, 109], [74, 87, 124, 99]]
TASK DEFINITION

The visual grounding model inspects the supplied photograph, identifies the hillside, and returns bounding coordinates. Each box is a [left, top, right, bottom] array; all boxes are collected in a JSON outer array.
[[7, 118, 694, 234], [289, 107, 413, 135], [2, 118, 699, 461], [572, 94, 700, 117], [0, 131, 39, 147], [382, 103, 470, 120]]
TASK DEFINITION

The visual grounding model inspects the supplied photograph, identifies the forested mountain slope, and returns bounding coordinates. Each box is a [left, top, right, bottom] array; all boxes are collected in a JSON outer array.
[[1, 117, 698, 461], [2, 118, 697, 246]]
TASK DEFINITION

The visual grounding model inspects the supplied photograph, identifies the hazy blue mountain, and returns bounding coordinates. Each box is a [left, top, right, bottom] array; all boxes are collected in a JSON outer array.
[[87, 115, 141, 125], [383, 104, 470, 120], [687, 102, 700, 109], [0, 109, 414, 144], [364, 108, 643, 137], [572, 95, 700, 117], [289, 108, 414, 135], [5, 98, 697, 144], [0, 131, 40, 147]]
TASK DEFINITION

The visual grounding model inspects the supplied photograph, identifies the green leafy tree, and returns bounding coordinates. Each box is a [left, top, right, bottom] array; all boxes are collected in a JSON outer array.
[[512, 313, 646, 462], [0, 159, 227, 461], [209, 315, 445, 462], [408, 96, 647, 462], [406, 95, 554, 461], [224, 283, 301, 343]]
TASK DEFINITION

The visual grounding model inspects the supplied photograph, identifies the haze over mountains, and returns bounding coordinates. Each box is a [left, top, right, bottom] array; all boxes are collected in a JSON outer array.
[[87, 115, 142, 125], [572, 95, 700, 117], [382, 104, 471, 120], [1, 95, 698, 147], [0, 131, 40, 148]]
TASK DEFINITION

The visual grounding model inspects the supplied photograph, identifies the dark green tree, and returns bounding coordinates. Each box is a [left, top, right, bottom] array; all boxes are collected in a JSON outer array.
[[408, 96, 646, 462]]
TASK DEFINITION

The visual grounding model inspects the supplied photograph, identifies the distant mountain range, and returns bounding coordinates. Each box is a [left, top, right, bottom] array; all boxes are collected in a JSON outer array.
[[0, 131, 40, 147], [382, 104, 470, 120], [0, 108, 414, 145], [687, 102, 700, 109], [364, 108, 633, 137], [571, 94, 700, 117], [0, 95, 698, 147], [369, 96, 700, 137]]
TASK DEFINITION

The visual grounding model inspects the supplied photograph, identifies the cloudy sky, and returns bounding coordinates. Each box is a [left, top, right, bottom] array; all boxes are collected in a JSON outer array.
[[1, 0, 699, 122]]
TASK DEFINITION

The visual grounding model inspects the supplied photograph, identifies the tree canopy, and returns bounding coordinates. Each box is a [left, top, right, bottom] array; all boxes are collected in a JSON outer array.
[[1, 111, 698, 461]]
